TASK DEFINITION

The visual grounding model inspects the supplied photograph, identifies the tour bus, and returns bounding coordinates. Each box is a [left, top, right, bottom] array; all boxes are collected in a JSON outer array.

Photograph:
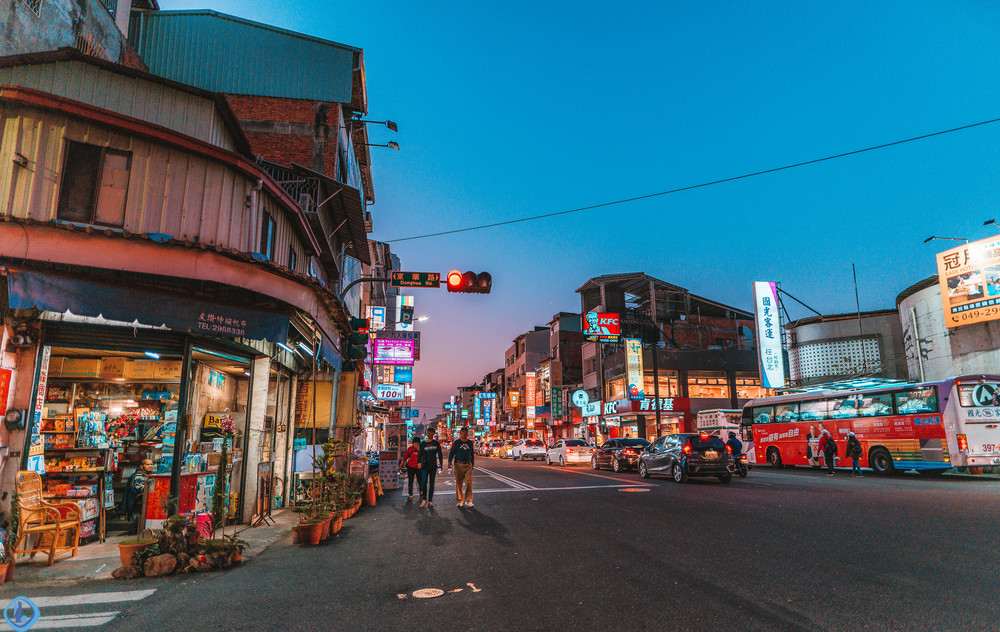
[[742, 375, 1000, 475]]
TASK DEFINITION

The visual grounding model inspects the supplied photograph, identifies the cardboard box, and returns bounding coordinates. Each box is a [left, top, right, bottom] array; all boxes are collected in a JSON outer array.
[[60, 359, 101, 378], [99, 357, 126, 379], [152, 361, 182, 380], [48, 357, 65, 377], [125, 361, 156, 380]]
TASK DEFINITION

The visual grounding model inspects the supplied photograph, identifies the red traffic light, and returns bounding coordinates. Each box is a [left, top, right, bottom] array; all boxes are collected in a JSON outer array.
[[446, 270, 492, 294]]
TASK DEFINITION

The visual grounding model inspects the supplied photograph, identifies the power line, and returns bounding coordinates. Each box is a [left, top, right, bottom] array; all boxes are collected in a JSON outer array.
[[385, 116, 1000, 243]]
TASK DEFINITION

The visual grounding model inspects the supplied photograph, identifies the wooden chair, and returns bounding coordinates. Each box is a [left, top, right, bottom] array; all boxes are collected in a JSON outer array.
[[13, 471, 82, 565]]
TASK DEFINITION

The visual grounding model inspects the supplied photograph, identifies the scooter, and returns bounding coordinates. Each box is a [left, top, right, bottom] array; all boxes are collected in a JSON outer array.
[[734, 453, 750, 478]]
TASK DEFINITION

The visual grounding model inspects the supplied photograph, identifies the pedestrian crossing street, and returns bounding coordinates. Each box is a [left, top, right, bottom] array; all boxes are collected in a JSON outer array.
[[1, 588, 156, 630]]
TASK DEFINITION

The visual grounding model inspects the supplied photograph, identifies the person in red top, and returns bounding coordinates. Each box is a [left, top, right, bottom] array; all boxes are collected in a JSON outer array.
[[402, 436, 421, 500]]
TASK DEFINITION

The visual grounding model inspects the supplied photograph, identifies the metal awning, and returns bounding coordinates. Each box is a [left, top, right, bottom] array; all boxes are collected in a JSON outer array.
[[6, 269, 290, 343], [291, 163, 370, 265]]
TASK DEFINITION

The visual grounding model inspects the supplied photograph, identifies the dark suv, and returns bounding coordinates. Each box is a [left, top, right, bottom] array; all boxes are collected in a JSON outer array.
[[591, 438, 650, 472], [638, 433, 734, 483]]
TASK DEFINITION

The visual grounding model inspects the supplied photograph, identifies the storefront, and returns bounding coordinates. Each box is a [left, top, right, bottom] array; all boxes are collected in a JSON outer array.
[[599, 397, 692, 442], [22, 319, 302, 543]]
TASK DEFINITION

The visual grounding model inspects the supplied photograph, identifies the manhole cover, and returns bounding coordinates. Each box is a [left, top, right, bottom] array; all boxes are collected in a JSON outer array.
[[619, 487, 651, 492], [412, 588, 445, 599]]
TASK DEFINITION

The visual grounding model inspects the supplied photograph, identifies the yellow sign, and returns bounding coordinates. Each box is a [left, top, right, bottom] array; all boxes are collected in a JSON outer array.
[[936, 236, 1000, 328], [509, 391, 520, 407]]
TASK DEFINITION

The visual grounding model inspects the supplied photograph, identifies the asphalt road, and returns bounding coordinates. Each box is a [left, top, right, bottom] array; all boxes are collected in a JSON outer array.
[[2, 459, 997, 632]]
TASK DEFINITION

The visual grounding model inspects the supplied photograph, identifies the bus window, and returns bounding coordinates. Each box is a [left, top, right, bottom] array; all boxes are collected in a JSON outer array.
[[752, 406, 774, 424], [799, 400, 829, 421], [894, 387, 938, 413], [859, 393, 893, 417], [775, 403, 799, 422], [829, 394, 862, 419], [957, 382, 1000, 407]]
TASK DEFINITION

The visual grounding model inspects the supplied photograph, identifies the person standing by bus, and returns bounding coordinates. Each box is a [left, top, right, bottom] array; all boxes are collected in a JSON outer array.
[[819, 429, 838, 476], [846, 432, 863, 477], [418, 427, 443, 507]]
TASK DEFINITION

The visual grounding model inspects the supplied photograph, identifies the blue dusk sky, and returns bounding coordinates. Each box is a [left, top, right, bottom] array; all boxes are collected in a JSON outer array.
[[166, 1, 1000, 414]]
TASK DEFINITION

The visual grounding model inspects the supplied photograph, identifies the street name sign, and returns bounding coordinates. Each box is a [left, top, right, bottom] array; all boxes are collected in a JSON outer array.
[[391, 272, 441, 288]]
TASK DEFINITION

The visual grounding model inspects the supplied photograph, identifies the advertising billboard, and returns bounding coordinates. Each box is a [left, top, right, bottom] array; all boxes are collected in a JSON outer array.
[[375, 384, 405, 400], [395, 295, 414, 331], [624, 337, 645, 401], [936, 235, 1000, 329], [753, 282, 785, 389], [393, 366, 413, 383], [509, 390, 520, 407], [372, 338, 415, 365], [583, 312, 620, 342], [367, 305, 386, 331], [525, 372, 536, 419]]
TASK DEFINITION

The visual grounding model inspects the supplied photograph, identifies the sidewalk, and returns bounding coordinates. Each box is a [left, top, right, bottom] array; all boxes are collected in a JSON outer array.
[[8, 509, 299, 587]]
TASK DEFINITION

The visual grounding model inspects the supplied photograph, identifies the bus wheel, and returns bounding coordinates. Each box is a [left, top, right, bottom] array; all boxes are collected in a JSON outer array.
[[869, 447, 894, 476], [767, 448, 783, 468]]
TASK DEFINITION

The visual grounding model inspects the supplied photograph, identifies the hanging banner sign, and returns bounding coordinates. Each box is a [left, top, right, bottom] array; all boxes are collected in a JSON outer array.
[[525, 372, 536, 419], [509, 390, 520, 407], [551, 387, 564, 420], [625, 338, 645, 401], [753, 282, 785, 389]]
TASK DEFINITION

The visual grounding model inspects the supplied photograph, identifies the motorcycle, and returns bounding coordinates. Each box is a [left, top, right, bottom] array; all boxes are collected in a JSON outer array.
[[734, 453, 750, 478]]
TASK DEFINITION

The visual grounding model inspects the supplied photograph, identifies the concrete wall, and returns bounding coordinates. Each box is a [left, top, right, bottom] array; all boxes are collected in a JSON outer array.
[[787, 313, 906, 384], [899, 284, 1000, 381]]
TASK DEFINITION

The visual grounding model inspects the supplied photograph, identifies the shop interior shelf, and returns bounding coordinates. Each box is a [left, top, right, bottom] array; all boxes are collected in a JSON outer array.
[[45, 469, 105, 474], [44, 447, 105, 451], [42, 495, 97, 500], [41, 431, 77, 434], [47, 377, 181, 384]]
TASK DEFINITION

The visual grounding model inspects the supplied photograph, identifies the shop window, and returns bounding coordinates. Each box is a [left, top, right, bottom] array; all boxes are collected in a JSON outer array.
[[606, 378, 625, 401], [643, 371, 679, 397], [57, 141, 132, 227], [687, 371, 730, 399], [735, 372, 772, 399], [259, 212, 276, 261]]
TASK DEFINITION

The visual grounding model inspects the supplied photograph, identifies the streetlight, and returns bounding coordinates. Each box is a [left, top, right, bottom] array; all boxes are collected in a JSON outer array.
[[923, 236, 968, 244], [365, 141, 400, 150], [351, 119, 398, 132], [416, 315, 430, 322], [985, 219, 1000, 232]]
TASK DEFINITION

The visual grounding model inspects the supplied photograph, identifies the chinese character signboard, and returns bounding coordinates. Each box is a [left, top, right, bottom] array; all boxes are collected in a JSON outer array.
[[936, 236, 1000, 329], [551, 387, 564, 420], [474, 394, 482, 420], [375, 384, 405, 400], [753, 282, 785, 389], [583, 312, 620, 342], [625, 338, 645, 401], [509, 390, 520, 407], [372, 339, 415, 365], [525, 372, 536, 419], [390, 271, 441, 288]]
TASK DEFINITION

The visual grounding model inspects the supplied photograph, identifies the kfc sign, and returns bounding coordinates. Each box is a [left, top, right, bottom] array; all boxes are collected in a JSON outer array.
[[583, 312, 620, 342]]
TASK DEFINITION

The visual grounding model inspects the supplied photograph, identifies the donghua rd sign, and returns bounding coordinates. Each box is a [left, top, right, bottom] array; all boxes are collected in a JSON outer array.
[[390, 272, 441, 288]]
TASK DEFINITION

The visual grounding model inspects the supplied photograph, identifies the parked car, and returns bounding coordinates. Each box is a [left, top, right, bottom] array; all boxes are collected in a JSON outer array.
[[488, 439, 505, 457], [592, 438, 650, 472], [546, 439, 594, 466], [513, 439, 547, 461], [638, 433, 734, 483], [475, 440, 491, 457]]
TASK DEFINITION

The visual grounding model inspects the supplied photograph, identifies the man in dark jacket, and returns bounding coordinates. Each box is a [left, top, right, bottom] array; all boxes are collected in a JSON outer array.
[[846, 432, 863, 477], [417, 428, 444, 507], [448, 427, 476, 507], [819, 429, 837, 476]]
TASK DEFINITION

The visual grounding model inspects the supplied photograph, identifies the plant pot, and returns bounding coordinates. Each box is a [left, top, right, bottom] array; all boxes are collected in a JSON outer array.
[[320, 516, 331, 540], [0, 563, 8, 585], [5, 561, 13, 583], [291, 526, 300, 544], [298, 521, 324, 546], [333, 516, 343, 533], [229, 550, 242, 565], [118, 541, 156, 567]]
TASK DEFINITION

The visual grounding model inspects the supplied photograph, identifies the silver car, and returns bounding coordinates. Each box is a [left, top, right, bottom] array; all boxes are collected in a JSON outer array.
[[513, 439, 546, 461]]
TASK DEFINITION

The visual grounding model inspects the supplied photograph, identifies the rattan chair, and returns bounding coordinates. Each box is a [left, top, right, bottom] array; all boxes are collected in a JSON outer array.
[[13, 470, 81, 565]]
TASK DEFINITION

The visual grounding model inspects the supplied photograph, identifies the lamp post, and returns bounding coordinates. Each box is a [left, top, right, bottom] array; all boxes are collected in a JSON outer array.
[[985, 219, 1000, 233], [364, 141, 400, 150], [350, 119, 398, 133]]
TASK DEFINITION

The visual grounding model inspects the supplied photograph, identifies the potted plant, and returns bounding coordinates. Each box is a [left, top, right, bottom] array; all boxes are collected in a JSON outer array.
[[118, 538, 158, 567], [4, 486, 19, 582], [297, 517, 324, 546], [222, 533, 249, 564]]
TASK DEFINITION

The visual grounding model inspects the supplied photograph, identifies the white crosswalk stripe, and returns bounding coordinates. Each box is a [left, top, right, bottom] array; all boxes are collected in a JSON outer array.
[[1, 589, 156, 631]]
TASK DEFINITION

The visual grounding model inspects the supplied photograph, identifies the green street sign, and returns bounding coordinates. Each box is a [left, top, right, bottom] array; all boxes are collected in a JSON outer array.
[[552, 387, 564, 419], [390, 271, 441, 288]]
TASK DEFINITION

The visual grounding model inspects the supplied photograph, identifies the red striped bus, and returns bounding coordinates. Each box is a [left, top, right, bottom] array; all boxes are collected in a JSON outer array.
[[741, 375, 1000, 475]]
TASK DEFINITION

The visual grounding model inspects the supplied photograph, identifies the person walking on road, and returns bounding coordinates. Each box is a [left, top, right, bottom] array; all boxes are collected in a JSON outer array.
[[418, 428, 443, 507], [846, 432, 863, 477], [402, 436, 421, 499], [819, 429, 838, 476], [449, 426, 476, 507]]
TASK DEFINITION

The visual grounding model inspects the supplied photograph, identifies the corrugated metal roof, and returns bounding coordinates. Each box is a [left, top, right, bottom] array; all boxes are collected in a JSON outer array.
[[130, 10, 358, 103]]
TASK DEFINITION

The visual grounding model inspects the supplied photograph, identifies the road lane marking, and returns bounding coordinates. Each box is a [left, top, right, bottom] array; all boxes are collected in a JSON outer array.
[[0, 612, 118, 630], [474, 483, 652, 493], [476, 467, 536, 490], [31, 589, 157, 607], [542, 466, 654, 486]]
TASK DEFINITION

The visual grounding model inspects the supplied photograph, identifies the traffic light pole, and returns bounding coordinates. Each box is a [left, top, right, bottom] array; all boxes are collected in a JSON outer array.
[[338, 277, 391, 300]]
